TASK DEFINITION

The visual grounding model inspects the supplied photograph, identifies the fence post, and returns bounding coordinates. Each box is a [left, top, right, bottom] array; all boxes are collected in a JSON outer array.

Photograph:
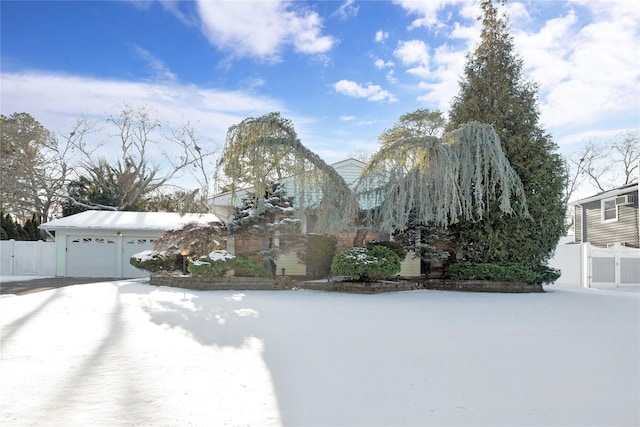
[[9, 239, 16, 276], [581, 242, 591, 288], [614, 243, 621, 288]]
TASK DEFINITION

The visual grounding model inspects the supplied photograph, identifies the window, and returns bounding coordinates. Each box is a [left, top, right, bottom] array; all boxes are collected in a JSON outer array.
[[601, 197, 617, 222]]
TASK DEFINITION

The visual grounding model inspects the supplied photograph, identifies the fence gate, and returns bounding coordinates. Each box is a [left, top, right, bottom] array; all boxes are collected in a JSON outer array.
[[0, 239, 56, 276], [582, 243, 640, 287]]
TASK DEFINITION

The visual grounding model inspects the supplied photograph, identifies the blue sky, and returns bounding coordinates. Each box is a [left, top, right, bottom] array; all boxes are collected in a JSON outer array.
[[2, 0, 639, 186]]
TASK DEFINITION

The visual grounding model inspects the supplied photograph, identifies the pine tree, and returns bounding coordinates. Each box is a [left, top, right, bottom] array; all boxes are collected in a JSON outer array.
[[446, 0, 566, 268], [229, 182, 304, 276], [2, 213, 19, 240], [22, 213, 43, 240]]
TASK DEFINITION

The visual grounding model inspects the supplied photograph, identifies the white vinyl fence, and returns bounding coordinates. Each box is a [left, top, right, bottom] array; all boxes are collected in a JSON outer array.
[[582, 242, 640, 288], [0, 240, 56, 276]]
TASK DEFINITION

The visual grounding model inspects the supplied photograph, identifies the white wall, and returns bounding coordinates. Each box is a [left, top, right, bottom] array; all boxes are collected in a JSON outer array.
[[548, 243, 582, 285]]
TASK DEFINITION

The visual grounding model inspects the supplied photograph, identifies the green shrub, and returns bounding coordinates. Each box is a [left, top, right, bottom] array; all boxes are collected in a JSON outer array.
[[298, 234, 338, 278], [130, 250, 181, 272], [366, 240, 407, 261], [231, 256, 272, 278], [188, 250, 271, 278], [449, 262, 558, 284], [331, 245, 401, 281], [531, 265, 562, 285]]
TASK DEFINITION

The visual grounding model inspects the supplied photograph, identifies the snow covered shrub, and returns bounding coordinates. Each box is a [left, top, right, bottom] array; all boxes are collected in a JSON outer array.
[[188, 250, 236, 277], [298, 233, 337, 278], [366, 240, 407, 261], [331, 245, 401, 281], [130, 250, 180, 272], [188, 250, 271, 278]]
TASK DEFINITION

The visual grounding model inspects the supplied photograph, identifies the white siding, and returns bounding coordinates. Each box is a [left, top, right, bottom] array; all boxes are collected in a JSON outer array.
[[400, 253, 421, 277], [275, 253, 307, 276]]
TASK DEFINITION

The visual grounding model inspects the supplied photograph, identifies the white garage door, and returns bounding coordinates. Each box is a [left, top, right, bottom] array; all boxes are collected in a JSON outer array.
[[122, 236, 155, 278], [66, 236, 118, 277], [66, 235, 155, 278]]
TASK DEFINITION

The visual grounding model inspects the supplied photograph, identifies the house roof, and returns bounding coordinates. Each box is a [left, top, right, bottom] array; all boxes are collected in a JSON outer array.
[[39, 210, 221, 232], [569, 182, 639, 206], [209, 157, 366, 207]]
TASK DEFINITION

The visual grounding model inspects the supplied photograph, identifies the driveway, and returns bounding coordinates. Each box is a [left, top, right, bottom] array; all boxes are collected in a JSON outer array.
[[0, 277, 126, 296]]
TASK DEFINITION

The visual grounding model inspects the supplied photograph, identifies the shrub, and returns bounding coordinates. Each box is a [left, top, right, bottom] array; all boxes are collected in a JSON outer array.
[[231, 256, 273, 278], [130, 250, 181, 272], [298, 234, 338, 278], [331, 245, 401, 282], [188, 250, 271, 278], [531, 265, 562, 285], [449, 262, 558, 284], [366, 240, 407, 261]]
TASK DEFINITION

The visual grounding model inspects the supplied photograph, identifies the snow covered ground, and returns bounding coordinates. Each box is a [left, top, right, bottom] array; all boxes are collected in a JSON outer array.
[[1, 278, 638, 426]]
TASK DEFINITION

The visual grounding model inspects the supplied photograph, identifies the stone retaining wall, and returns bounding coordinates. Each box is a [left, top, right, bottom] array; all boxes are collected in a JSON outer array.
[[150, 274, 544, 293], [150, 274, 294, 290]]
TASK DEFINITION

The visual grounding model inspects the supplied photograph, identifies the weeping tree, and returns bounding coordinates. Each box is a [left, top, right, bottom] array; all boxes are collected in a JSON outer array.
[[218, 112, 360, 236], [356, 122, 528, 235]]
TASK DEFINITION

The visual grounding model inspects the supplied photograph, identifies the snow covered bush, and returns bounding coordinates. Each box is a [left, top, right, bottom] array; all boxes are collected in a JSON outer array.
[[130, 250, 181, 272], [331, 245, 401, 282], [366, 240, 407, 262], [188, 250, 271, 278]]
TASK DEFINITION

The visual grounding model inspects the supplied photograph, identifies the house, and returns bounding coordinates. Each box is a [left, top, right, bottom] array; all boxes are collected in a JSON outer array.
[[209, 158, 422, 277], [39, 210, 221, 278], [569, 182, 639, 247]]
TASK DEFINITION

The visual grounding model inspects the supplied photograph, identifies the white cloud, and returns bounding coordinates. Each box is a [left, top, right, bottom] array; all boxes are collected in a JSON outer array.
[[374, 59, 394, 69], [415, 44, 467, 111], [196, 0, 335, 61], [375, 30, 389, 43], [333, 80, 398, 103], [394, 40, 430, 66], [333, 0, 359, 20], [512, 2, 640, 133], [394, 40, 432, 78], [386, 70, 398, 84], [0, 71, 282, 142], [132, 45, 177, 82], [339, 115, 356, 121], [393, 0, 472, 30]]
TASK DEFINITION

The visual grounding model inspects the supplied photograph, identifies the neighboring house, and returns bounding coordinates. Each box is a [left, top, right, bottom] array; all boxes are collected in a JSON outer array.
[[209, 158, 422, 277], [39, 210, 221, 278], [570, 182, 639, 247]]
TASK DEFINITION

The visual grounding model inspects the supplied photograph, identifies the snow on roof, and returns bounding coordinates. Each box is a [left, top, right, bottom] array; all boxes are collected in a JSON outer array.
[[39, 210, 221, 231]]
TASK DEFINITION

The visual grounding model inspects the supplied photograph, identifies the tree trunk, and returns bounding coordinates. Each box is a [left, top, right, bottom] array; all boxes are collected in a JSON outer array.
[[352, 228, 368, 247]]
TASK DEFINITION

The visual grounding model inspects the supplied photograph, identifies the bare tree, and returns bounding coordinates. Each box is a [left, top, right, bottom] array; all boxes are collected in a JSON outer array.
[[62, 105, 216, 212], [567, 130, 639, 196], [1, 113, 72, 222]]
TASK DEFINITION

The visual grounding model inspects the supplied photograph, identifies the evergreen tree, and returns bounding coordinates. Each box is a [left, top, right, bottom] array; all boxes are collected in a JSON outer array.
[[22, 213, 44, 240], [446, 0, 566, 268], [2, 213, 19, 240], [62, 175, 130, 216], [229, 182, 304, 277]]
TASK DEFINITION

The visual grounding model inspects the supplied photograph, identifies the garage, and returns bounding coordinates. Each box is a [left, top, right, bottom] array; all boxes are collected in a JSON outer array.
[[65, 234, 155, 278], [39, 210, 221, 278]]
